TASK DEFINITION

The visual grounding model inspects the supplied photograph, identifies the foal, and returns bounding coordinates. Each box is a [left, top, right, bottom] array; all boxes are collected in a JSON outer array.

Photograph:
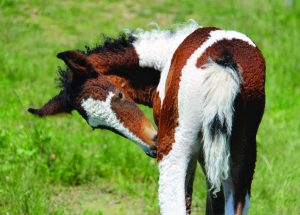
[[28, 51, 157, 157], [30, 22, 265, 215]]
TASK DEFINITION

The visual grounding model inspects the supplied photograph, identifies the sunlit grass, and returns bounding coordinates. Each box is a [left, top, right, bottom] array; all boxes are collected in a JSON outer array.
[[0, 0, 299, 214]]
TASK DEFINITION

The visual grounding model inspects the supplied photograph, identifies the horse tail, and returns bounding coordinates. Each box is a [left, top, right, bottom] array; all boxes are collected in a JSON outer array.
[[200, 52, 241, 195]]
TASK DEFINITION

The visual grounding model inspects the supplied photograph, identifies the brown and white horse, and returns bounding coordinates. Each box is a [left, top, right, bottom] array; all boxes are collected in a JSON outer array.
[[29, 22, 265, 215]]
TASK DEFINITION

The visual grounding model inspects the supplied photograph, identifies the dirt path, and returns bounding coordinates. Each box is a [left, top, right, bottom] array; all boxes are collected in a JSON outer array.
[[52, 184, 154, 214]]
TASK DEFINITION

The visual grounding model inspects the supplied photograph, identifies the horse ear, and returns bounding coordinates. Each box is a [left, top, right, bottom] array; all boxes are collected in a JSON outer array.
[[28, 91, 72, 117], [57, 51, 95, 77]]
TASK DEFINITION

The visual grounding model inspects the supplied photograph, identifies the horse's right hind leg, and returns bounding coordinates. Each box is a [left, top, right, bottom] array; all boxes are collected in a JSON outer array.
[[157, 128, 201, 215], [222, 95, 264, 215]]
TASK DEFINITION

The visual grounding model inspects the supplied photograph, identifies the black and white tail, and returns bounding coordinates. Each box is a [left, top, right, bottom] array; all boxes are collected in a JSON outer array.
[[200, 57, 241, 195]]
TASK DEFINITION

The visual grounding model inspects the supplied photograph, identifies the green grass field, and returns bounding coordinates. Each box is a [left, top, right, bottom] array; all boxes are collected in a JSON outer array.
[[0, 0, 299, 214]]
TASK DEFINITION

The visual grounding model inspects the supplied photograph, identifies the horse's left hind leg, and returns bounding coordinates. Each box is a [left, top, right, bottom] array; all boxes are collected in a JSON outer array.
[[158, 133, 200, 215], [185, 156, 198, 214]]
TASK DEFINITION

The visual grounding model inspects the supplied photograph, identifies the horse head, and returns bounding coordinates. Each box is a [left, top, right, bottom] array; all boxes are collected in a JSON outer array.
[[28, 51, 157, 158]]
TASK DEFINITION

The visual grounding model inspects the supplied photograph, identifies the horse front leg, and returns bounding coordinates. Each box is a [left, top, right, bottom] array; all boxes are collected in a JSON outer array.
[[157, 132, 200, 215]]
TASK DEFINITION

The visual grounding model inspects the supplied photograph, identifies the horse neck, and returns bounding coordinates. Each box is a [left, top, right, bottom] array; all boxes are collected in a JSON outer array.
[[86, 23, 198, 106], [87, 47, 160, 107], [132, 23, 199, 106], [132, 24, 198, 72]]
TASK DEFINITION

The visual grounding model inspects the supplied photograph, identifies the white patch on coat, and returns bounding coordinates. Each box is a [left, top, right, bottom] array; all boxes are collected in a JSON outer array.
[[177, 60, 240, 195], [158, 131, 200, 215], [132, 21, 199, 103], [81, 92, 150, 152]]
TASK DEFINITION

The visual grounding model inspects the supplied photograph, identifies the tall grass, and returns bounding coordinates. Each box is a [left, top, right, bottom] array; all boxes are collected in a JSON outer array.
[[0, 0, 299, 214]]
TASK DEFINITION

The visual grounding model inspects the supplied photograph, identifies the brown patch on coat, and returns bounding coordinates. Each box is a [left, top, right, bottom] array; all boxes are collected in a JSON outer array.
[[87, 47, 160, 107], [196, 39, 265, 101], [87, 45, 139, 73], [152, 91, 161, 125], [157, 27, 219, 161], [75, 77, 112, 101]]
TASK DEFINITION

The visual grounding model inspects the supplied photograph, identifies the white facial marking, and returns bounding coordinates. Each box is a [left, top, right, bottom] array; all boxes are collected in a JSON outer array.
[[81, 92, 150, 152]]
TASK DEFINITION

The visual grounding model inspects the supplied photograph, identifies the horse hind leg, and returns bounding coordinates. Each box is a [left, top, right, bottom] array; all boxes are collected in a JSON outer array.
[[224, 135, 255, 215], [158, 131, 200, 215], [185, 153, 198, 214], [226, 99, 264, 215], [187, 135, 227, 215]]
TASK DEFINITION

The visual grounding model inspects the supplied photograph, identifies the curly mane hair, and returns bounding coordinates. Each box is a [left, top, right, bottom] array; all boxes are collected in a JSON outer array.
[[83, 33, 136, 55], [56, 33, 137, 93]]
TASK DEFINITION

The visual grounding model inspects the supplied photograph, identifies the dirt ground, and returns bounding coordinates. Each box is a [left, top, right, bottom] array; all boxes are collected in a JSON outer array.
[[52, 184, 150, 214]]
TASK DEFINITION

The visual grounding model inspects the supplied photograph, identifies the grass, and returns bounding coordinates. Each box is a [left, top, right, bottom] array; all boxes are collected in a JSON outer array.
[[0, 0, 299, 214]]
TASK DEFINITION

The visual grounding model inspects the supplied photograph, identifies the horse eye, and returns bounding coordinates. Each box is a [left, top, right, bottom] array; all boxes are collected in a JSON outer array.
[[117, 90, 123, 98]]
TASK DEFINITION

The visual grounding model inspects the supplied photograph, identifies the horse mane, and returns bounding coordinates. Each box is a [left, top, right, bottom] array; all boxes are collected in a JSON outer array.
[[56, 34, 136, 91], [83, 20, 199, 56], [55, 21, 199, 94], [83, 33, 136, 55]]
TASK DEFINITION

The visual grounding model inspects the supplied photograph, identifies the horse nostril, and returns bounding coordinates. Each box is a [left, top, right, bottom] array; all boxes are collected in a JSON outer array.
[[146, 149, 157, 158]]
